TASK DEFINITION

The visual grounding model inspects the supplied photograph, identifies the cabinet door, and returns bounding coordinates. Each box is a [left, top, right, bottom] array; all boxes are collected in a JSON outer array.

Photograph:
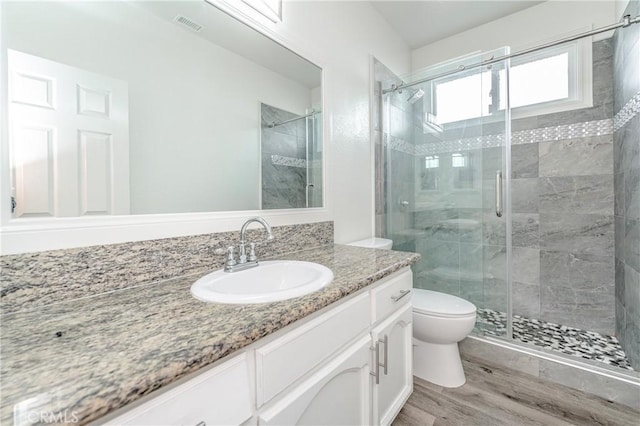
[[372, 304, 413, 426], [259, 336, 371, 426]]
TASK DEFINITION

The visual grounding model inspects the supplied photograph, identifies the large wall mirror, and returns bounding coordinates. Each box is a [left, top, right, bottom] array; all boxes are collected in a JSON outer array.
[[2, 0, 323, 220]]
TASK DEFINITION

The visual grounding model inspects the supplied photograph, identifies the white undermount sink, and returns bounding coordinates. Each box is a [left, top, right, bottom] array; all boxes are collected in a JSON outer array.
[[190, 260, 334, 304]]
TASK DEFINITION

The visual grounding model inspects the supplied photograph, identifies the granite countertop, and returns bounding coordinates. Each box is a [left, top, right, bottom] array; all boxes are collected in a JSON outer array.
[[0, 244, 419, 425]]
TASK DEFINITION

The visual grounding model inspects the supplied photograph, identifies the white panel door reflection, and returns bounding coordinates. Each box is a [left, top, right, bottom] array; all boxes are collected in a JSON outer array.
[[8, 49, 129, 217]]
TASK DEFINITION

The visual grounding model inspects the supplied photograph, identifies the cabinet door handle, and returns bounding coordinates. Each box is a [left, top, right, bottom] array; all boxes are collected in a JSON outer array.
[[370, 341, 380, 384], [391, 289, 411, 302], [379, 335, 388, 375]]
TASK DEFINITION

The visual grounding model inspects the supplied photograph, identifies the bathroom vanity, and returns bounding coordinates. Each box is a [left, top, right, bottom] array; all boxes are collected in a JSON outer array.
[[106, 268, 413, 426], [0, 245, 419, 426]]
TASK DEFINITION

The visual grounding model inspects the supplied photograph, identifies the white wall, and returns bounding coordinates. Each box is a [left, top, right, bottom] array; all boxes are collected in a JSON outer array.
[[412, 1, 617, 70], [277, 0, 411, 243], [616, 0, 631, 18], [4, 1, 313, 215]]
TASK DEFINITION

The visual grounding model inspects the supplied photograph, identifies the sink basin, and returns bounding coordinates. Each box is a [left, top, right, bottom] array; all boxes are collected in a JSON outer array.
[[191, 260, 334, 304]]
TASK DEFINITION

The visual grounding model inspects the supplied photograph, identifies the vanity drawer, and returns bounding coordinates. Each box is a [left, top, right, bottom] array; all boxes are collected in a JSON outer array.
[[105, 354, 253, 426], [371, 268, 413, 323], [255, 292, 370, 406]]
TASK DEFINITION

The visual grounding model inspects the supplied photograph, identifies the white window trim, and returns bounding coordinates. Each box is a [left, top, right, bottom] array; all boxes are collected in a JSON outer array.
[[509, 37, 593, 120], [421, 37, 593, 130]]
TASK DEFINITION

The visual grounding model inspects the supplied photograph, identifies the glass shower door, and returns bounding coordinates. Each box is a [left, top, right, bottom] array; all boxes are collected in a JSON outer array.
[[377, 48, 512, 339]]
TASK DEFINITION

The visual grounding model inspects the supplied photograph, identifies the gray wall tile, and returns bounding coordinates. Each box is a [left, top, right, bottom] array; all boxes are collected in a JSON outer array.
[[539, 175, 614, 215], [624, 219, 640, 271], [513, 247, 540, 285], [512, 143, 539, 178], [625, 316, 640, 369], [540, 213, 614, 258], [622, 112, 640, 172], [616, 215, 626, 260], [625, 264, 640, 324], [539, 135, 614, 177], [614, 172, 625, 216], [512, 213, 540, 248], [614, 8, 640, 366], [513, 281, 541, 318], [540, 284, 614, 334], [624, 167, 640, 220], [512, 178, 538, 213], [616, 258, 626, 303]]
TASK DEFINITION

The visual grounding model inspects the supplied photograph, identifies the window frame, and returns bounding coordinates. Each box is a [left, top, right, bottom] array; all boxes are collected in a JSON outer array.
[[424, 38, 593, 129]]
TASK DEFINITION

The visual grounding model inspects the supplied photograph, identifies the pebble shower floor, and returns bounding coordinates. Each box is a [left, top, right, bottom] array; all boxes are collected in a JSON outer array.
[[477, 309, 634, 371]]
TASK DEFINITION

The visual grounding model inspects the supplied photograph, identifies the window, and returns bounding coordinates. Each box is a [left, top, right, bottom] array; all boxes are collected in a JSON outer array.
[[422, 155, 439, 190], [429, 41, 587, 126], [451, 152, 466, 168], [425, 155, 440, 169], [509, 52, 569, 108]]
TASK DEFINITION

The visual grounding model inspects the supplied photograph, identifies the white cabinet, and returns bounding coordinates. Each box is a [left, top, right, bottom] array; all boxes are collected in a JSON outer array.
[[105, 354, 253, 426], [255, 292, 370, 405], [371, 304, 413, 426], [259, 336, 372, 426], [102, 267, 414, 426]]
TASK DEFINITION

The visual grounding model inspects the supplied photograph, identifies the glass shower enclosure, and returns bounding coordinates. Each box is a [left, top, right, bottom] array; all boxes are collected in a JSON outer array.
[[377, 29, 639, 375], [377, 48, 512, 340]]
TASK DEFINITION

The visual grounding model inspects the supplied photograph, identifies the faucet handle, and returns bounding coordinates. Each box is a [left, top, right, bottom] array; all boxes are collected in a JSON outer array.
[[248, 242, 257, 262], [238, 241, 247, 264], [226, 246, 237, 266]]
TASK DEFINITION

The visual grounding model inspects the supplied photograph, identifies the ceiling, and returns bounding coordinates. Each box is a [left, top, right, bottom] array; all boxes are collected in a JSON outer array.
[[370, 0, 545, 49]]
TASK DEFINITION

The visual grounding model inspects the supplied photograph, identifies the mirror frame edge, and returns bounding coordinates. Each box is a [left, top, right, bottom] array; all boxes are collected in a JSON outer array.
[[0, 0, 332, 255]]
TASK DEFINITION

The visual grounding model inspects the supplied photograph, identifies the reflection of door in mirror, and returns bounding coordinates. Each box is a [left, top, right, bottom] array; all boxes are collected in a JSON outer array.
[[8, 49, 130, 218], [260, 103, 322, 209]]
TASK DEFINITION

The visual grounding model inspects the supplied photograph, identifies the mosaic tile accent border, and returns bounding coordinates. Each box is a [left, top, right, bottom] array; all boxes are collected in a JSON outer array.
[[477, 308, 634, 371], [614, 91, 640, 131], [386, 118, 617, 156], [0, 221, 334, 313], [416, 119, 614, 156], [512, 119, 614, 145], [271, 154, 306, 168], [385, 134, 415, 156]]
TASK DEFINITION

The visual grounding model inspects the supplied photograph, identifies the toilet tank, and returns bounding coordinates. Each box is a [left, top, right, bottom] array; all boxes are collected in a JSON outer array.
[[347, 237, 393, 250]]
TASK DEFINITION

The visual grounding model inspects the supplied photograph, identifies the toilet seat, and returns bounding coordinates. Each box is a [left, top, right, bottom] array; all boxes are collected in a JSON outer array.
[[412, 289, 476, 318]]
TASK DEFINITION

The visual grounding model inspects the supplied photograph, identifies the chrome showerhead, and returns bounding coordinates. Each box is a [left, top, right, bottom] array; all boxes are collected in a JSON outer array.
[[407, 88, 424, 104]]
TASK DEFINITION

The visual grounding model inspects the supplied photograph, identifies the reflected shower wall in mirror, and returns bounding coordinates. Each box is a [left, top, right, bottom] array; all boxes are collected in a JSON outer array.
[[2, 1, 323, 218], [260, 103, 322, 209]]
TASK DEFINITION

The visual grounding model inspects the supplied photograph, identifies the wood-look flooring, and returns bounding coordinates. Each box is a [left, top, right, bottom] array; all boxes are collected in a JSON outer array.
[[393, 356, 640, 426]]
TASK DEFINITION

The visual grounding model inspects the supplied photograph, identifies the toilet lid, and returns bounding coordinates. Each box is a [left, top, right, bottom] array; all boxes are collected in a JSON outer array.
[[412, 289, 476, 317]]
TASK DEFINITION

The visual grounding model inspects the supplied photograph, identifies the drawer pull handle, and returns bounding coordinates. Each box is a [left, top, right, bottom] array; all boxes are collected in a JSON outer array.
[[391, 289, 411, 302], [195, 422, 206, 426], [370, 341, 381, 384], [379, 335, 388, 375]]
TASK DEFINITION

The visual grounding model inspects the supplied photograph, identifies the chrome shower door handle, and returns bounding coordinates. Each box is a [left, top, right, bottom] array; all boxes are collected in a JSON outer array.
[[495, 170, 503, 218]]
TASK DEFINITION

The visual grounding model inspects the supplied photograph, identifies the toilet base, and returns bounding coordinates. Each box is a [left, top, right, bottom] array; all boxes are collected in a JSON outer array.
[[413, 338, 466, 388]]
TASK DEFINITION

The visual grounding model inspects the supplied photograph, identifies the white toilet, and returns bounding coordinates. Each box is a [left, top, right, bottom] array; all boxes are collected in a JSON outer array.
[[347, 237, 476, 388], [412, 289, 477, 388]]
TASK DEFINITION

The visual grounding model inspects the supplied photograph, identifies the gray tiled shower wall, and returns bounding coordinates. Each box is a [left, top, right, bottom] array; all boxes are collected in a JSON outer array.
[[614, 0, 640, 370], [373, 59, 415, 240], [375, 39, 623, 338], [261, 103, 308, 209]]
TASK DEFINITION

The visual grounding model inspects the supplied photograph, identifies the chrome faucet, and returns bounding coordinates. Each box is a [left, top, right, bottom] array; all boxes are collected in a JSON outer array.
[[224, 217, 274, 272]]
